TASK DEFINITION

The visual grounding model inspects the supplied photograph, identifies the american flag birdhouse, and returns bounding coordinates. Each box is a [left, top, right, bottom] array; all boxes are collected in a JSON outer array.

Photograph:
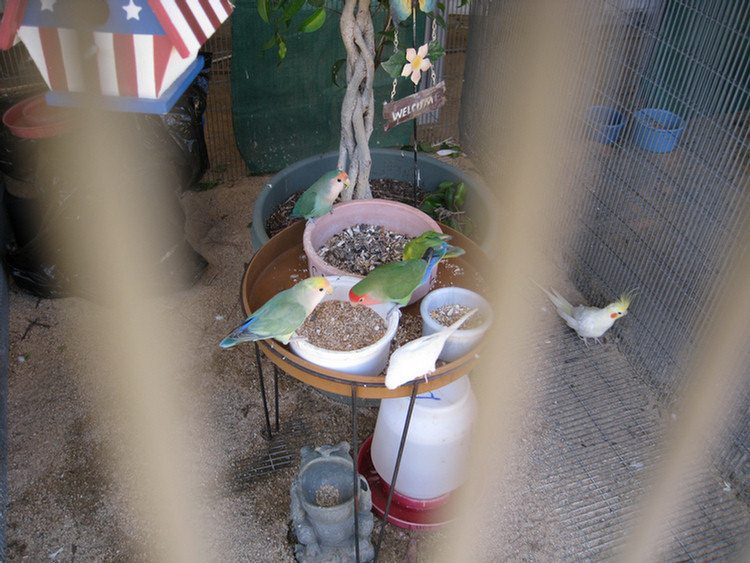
[[0, 0, 233, 113]]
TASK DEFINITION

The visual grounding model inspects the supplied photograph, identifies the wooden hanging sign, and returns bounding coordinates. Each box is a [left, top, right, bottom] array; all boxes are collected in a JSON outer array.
[[383, 81, 446, 131]]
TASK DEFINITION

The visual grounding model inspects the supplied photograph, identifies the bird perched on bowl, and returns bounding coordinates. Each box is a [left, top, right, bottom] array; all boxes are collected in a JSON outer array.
[[402, 230, 464, 261], [385, 309, 477, 389], [349, 247, 443, 309], [290, 170, 350, 220], [538, 286, 634, 345], [219, 277, 333, 347]]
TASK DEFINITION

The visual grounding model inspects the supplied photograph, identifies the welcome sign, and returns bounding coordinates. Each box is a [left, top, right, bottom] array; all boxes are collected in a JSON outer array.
[[383, 81, 446, 131]]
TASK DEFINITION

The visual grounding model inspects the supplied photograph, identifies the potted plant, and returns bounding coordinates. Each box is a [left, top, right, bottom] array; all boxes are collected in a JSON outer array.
[[242, 0, 498, 252]]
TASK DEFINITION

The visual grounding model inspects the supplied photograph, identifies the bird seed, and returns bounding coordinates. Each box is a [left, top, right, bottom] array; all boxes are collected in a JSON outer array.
[[317, 224, 413, 276], [296, 300, 385, 351], [430, 304, 484, 330]]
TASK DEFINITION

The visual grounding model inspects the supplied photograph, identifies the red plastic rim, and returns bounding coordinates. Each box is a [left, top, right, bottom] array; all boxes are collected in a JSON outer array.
[[2, 94, 78, 138], [357, 435, 456, 530]]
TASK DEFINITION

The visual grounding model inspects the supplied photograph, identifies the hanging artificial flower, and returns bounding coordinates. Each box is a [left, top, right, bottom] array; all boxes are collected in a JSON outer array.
[[401, 44, 432, 85], [382, 41, 444, 84]]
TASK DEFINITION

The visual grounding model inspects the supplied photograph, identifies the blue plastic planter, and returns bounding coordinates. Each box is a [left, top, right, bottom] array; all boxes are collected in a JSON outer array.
[[251, 148, 497, 252], [632, 108, 686, 153], [587, 106, 625, 144]]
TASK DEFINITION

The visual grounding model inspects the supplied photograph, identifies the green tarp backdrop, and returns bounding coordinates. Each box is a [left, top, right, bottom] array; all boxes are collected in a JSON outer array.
[[231, 0, 423, 173]]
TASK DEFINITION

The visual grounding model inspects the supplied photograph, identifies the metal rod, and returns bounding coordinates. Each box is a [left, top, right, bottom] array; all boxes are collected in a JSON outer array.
[[254, 341, 274, 440], [374, 382, 419, 560], [351, 384, 361, 563], [412, 2, 420, 205], [273, 364, 280, 431]]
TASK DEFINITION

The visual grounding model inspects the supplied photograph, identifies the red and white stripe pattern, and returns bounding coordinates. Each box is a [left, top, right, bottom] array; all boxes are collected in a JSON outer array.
[[17, 25, 190, 98], [151, 0, 233, 59], [2, 0, 233, 100]]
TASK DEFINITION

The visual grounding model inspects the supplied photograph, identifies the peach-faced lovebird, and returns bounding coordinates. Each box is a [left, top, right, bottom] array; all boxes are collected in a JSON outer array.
[[402, 230, 464, 261], [539, 286, 635, 346], [290, 170, 350, 220], [349, 248, 442, 308], [385, 309, 477, 389], [220, 277, 333, 347]]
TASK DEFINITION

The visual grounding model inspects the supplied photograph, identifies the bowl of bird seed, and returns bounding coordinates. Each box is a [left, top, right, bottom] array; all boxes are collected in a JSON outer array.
[[420, 287, 493, 362], [302, 199, 443, 305], [291, 276, 400, 376]]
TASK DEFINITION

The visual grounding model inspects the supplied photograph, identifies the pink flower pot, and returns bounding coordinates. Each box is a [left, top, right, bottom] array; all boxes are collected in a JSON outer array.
[[302, 199, 443, 305]]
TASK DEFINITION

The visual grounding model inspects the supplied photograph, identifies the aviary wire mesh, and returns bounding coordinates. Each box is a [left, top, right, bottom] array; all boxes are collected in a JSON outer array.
[[462, 0, 750, 560]]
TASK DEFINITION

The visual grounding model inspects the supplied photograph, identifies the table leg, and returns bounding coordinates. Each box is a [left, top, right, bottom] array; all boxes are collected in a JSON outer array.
[[374, 382, 419, 561], [254, 342, 274, 440]]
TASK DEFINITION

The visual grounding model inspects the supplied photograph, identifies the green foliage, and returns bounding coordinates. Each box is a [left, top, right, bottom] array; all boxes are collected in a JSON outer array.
[[257, 0, 451, 72], [419, 180, 472, 234]]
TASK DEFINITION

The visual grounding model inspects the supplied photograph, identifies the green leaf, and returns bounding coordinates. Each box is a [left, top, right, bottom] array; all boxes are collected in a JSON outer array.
[[299, 7, 326, 32], [258, 0, 271, 23], [427, 40, 445, 60], [277, 35, 287, 63], [419, 202, 437, 216], [378, 28, 396, 42], [307, 0, 325, 6], [444, 186, 456, 207], [261, 35, 277, 52], [424, 194, 444, 206], [419, 141, 436, 152], [453, 181, 467, 208], [281, 0, 305, 22], [438, 180, 453, 189], [331, 58, 347, 87], [382, 50, 407, 79]]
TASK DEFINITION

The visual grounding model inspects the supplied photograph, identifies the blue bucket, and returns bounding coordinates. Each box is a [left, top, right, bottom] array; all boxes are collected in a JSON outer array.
[[632, 108, 686, 153], [586, 106, 625, 144]]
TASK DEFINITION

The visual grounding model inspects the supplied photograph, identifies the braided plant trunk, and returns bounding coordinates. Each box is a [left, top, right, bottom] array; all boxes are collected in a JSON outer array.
[[338, 0, 375, 200]]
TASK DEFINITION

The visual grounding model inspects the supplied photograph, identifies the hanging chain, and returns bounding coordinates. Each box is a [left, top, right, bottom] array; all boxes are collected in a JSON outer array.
[[390, 29, 399, 102], [430, 16, 437, 86]]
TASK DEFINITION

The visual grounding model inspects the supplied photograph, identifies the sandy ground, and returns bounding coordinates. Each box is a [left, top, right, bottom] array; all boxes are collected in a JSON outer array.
[[5, 171, 561, 563]]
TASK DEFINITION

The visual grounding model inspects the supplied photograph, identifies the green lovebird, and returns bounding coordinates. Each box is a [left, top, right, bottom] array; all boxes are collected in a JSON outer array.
[[402, 230, 465, 260], [290, 170, 350, 220], [348, 248, 442, 308], [220, 277, 333, 347]]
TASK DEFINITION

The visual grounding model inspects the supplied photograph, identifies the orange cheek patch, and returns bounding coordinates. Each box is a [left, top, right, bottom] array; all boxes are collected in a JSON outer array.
[[610, 312, 618, 319]]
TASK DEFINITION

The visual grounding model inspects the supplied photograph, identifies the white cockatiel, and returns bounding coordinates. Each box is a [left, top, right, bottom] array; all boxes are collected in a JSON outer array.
[[384, 309, 478, 389], [539, 286, 634, 345]]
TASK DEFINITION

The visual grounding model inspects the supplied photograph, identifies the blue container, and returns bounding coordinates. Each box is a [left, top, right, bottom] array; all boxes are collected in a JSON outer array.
[[632, 108, 686, 153], [587, 106, 626, 144]]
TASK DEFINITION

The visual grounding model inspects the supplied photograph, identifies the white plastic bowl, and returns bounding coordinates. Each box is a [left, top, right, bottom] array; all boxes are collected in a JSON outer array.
[[290, 276, 400, 376], [420, 287, 493, 362]]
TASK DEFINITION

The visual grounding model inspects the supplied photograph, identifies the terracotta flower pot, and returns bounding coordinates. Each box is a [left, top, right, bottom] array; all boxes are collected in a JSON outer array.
[[302, 199, 442, 305]]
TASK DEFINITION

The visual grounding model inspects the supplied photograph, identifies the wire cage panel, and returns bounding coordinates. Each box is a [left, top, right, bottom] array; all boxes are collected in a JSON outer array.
[[462, 0, 750, 559]]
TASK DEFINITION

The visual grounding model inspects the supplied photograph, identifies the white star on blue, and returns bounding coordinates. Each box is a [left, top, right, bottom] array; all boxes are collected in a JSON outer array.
[[123, 0, 142, 21]]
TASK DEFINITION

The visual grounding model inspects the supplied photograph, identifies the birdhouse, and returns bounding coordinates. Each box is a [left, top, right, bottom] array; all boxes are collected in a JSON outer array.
[[0, 0, 233, 113]]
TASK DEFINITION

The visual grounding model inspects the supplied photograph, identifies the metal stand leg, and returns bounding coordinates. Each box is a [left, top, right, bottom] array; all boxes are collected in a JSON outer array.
[[351, 385, 361, 563], [254, 342, 274, 441], [374, 382, 419, 561], [273, 364, 280, 432]]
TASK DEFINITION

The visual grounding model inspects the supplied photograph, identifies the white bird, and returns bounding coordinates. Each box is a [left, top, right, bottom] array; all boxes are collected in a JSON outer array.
[[538, 285, 634, 345], [385, 309, 477, 390]]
